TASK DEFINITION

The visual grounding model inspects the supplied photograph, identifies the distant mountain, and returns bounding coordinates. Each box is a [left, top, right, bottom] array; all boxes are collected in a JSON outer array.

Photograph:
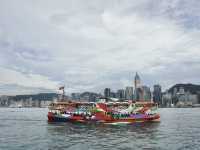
[[168, 84, 200, 94], [79, 92, 102, 102], [8, 93, 59, 101], [80, 92, 101, 97]]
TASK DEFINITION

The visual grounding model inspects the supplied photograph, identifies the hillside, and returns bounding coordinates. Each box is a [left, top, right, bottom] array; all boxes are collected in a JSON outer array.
[[168, 83, 200, 94], [8, 93, 59, 101]]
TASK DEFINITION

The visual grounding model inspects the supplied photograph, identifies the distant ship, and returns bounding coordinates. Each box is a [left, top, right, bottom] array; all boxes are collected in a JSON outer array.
[[9, 104, 22, 108]]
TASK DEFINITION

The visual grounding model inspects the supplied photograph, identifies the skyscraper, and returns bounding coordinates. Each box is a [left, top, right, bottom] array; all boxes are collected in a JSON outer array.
[[134, 72, 142, 100], [117, 89, 125, 100], [125, 86, 133, 100], [110, 92, 117, 98], [153, 84, 162, 105], [142, 86, 151, 101], [104, 88, 111, 98], [134, 72, 141, 88]]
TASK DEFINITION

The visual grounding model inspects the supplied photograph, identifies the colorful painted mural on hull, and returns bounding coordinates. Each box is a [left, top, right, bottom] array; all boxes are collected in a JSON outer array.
[[48, 101, 160, 125]]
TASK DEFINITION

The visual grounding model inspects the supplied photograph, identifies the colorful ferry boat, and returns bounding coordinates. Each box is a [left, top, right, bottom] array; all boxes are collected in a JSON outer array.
[[47, 101, 160, 124]]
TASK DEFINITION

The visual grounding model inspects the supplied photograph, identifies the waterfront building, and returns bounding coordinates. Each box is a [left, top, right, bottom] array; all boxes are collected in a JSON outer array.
[[175, 91, 198, 105], [161, 89, 199, 107], [142, 86, 151, 101], [22, 97, 32, 107], [40, 100, 52, 107], [188, 94, 198, 104], [104, 88, 111, 98], [153, 84, 162, 105], [117, 89, 125, 100], [71, 93, 81, 100], [162, 91, 172, 107], [179, 87, 185, 95], [168, 84, 200, 107], [0, 96, 9, 106], [110, 92, 117, 98], [173, 87, 178, 96], [0, 93, 58, 107], [125, 86, 133, 100]]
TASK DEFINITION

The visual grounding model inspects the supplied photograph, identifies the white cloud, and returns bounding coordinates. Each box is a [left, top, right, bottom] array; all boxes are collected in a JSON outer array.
[[0, 0, 200, 95], [0, 67, 60, 90]]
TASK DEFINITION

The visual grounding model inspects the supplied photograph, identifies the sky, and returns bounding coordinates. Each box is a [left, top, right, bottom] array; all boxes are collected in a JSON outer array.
[[0, 0, 200, 95]]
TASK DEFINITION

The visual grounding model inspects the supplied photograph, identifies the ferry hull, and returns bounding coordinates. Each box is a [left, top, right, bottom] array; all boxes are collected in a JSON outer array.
[[48, 101, 160, 124], [48, 112, 70, 122], [48, 112, 160, 124]]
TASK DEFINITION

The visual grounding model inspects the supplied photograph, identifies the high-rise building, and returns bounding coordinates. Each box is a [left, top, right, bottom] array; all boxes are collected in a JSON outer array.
[[162, 91, 172, 107], [134, 72, 141, 88], [117, 89, 125, 100], [125, 86, 133, 100], [110, 92, 117, 98], [104, 88, 111, 98], [179, 87, 185, 95], [134, 88, 142, 100], [142, 86, 151, 101], [71, 93, 80, 100], [134, 72, 142, 101], [153, 84, 162, 105], [173, 87, 178, 96]]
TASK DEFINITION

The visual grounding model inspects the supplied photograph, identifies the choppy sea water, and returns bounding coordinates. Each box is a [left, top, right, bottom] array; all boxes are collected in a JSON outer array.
[[0, 108, 200, 150]]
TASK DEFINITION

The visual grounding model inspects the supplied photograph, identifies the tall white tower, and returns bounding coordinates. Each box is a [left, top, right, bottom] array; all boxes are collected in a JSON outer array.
[[134, 72, 141, 88], [134, 72, 143, 100]]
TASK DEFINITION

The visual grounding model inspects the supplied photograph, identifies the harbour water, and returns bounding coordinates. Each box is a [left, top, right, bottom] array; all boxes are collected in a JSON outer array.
[[0, 108, 200, 150]]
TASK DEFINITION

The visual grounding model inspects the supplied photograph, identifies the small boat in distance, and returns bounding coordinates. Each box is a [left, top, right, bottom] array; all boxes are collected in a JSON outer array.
[[47, 101, 160, 124]]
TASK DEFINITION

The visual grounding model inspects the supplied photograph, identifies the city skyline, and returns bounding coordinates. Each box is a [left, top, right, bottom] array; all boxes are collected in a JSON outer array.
[[1, 0, 200, 95], [0, 69, 200, 108]]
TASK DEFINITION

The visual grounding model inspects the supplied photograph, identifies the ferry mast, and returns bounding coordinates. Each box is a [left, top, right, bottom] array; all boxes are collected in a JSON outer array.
[[59, 86, 65, 101]]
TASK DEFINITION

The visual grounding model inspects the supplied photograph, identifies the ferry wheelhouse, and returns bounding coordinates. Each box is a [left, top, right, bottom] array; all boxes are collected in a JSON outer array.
[[47, 101, 160, 124]]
